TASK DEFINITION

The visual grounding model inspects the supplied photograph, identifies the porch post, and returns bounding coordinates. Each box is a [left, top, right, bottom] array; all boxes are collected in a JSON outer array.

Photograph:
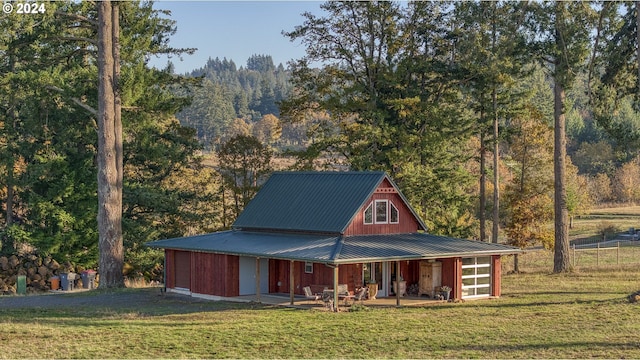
[[396, 260, 401, 307], [255, 257, 261, 303], [289, 260, 295, 305], [333, 265, 339, 312]]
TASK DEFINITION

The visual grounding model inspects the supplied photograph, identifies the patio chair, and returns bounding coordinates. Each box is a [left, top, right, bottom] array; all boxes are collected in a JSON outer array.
[[303, 286, 321, 303], [353, 287, 368, 304]]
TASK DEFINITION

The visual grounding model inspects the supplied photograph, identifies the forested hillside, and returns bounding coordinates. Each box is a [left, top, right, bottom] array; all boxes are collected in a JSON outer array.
[[176, 55, 299, 149]]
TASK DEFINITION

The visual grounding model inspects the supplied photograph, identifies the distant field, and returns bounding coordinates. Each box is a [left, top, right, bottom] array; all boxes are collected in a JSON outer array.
[[569, 206, 640, 243], [587, 206, 640, 216]]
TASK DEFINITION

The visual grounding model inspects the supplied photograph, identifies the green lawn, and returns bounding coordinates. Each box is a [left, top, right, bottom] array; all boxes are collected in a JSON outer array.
[[1, 255, 639, 359]]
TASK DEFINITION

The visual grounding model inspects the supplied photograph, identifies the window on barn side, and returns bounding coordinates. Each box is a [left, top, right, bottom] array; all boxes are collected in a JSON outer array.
[[364, 203, 373, 224], [375, 200, 388, 224], [390, 202, 399, 224], [364, 200, 400, 225]]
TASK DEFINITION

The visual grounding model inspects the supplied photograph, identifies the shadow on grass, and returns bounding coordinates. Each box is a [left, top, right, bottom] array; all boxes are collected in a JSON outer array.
[[458, 340, 640, 354], [0, 287, 293, 320]]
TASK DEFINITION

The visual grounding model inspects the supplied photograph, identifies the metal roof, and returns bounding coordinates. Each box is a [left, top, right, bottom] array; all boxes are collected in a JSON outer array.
[[147, 230, 340, 263], [232, 171, 427, 233], [147, 231, 520, 264], [233, 171, 384, 233]]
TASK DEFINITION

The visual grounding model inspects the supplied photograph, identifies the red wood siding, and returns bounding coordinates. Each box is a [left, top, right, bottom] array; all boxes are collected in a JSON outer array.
[[441, 257, 462, 300], [190, 252, 239, 297], [174, 250, 191, 289], [344, 180, 421, 235], [491, 255, 501, 297], [165, 250, 239, 297], [165, 250, 175, 289], [269, 259, 290, 294], [269, 260, 363, 295]]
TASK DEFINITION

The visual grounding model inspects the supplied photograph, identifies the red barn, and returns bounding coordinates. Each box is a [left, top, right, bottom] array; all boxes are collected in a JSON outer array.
[[148, 171, 518, 305]]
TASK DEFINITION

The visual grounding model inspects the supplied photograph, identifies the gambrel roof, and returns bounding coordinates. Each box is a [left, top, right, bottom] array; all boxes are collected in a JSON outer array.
[[232, 171, 428, 233]]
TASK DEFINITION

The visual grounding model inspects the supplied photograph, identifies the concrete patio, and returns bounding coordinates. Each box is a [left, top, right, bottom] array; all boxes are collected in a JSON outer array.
[[232, 293, 451, 310]]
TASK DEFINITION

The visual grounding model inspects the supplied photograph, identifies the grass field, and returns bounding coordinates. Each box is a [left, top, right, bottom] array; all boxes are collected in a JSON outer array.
[[1, 206, 637, 359], [569, 205, 640, 243], [1, 252, 639, 359]]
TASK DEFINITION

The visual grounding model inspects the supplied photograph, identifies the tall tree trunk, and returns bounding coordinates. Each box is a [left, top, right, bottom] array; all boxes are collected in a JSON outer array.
[[553, 80, 570, 273], [491, 4, 500, 244], [113, 3, 122, 202], [480, 128, 487, 242], [553, 2, 571, 273], [637, 1, 640, 105], [492, 87, 500, 244], [97, 0, 124, 288]]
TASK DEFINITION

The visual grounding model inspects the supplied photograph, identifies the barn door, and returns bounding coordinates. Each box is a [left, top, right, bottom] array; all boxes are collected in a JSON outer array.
[[174, 251, 191, 290], [239, 257, 269, 295]]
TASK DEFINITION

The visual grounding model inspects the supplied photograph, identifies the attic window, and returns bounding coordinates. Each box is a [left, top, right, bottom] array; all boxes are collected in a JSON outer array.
[[390, 202, 399, 224], [364, 200, 400, 225], [364, 203, 373, 224], [375, 200, 388, 223]]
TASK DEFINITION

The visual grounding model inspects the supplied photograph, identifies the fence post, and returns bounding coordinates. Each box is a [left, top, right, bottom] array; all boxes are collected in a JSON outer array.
[[572, 244, 576, 267], [597, 242, 600, 267], [617, 241, 620, 265]]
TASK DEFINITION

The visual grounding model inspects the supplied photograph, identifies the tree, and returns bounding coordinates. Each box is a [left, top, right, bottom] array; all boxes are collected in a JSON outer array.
[[527, 1, 595, 272], [96, 0, 124, 288], [503, 110, 554, 271], [0, 1, 201, 278], [612, 157, 640, 203], [217, 135, 272, 225], [587, 173, 612, 205], [253, 114, 282, 146], [453, 1, 530, 242], [283, 1, 477, 236], [590, 2, 640, 160]]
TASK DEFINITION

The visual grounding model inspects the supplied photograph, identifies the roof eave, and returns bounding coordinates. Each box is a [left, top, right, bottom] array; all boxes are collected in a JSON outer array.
[[147, 245, 337, 265], [330, 248, 522, 265]]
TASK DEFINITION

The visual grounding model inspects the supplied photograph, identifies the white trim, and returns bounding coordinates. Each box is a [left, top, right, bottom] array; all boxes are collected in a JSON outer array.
[[364, 199, 400, 225], [304, 261, 313, 274], [461, 257, 492, 299], [374, 199, 388, 224], [168, 288, 253, 303], [168, 287, 191, 296], [389, 201, 399, 224]]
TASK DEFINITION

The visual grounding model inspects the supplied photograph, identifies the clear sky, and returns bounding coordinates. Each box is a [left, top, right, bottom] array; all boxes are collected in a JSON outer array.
[[150, 1, 324, 74]]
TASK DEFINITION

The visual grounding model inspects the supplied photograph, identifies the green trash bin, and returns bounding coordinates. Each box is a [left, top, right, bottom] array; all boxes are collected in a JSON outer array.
[[16, 275, 26, 295]]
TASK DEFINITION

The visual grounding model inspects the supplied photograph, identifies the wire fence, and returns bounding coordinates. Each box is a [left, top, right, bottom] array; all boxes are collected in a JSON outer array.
[[571, 241, 640, 268], [502, 240, 640, 273]]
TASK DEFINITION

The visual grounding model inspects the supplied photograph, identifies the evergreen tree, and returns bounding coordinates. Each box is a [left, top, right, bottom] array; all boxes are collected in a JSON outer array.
[[526, 1, 596, 272], [283, 1, 477, 236]]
